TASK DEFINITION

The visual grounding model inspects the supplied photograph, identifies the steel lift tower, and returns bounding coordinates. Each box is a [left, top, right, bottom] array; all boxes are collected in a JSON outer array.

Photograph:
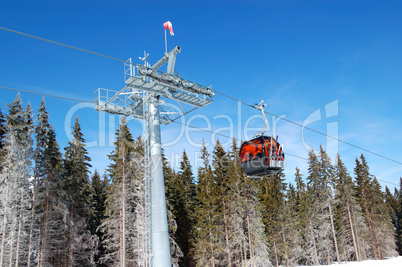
[[95, 46, 214, 266]]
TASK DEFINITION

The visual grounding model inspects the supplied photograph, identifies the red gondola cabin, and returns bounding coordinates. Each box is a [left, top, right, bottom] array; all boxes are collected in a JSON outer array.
[[239, 135, 285, 176]]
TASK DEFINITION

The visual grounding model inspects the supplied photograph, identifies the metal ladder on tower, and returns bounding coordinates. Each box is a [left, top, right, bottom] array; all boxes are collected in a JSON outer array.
[[142, 91, 152, 267]]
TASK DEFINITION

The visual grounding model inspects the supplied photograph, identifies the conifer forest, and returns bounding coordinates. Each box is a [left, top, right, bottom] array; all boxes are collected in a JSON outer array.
[[0, 94, 401, 267]]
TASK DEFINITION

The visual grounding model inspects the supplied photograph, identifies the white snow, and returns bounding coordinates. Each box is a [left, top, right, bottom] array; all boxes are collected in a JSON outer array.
[[296, 256, 402, 267]]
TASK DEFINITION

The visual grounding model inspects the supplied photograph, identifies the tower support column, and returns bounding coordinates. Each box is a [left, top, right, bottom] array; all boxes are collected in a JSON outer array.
[[148, 96, 171, 267]]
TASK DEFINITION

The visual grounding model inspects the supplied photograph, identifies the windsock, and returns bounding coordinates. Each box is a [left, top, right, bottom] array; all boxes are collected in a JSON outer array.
[[163, 21, 174, 36]]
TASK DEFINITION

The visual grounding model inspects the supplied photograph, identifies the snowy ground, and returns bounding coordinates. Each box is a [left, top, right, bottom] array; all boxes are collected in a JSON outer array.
[[296, 256, 402, 267]]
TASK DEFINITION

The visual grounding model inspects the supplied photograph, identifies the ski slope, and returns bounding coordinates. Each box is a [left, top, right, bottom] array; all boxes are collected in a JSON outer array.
[[297, 256, 402, 267]]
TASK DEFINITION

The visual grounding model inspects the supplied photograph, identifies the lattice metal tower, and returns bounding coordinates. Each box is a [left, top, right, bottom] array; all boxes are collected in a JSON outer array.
[[94, 46, 214, 267]]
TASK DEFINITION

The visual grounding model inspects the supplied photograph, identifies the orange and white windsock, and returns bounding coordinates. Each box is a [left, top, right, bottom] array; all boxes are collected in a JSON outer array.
[[163, 21, 174, 36]]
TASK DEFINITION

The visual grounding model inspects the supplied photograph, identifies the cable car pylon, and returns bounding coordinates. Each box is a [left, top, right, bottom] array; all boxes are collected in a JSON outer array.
[[240, 100, 285, 177], [94, 44, 214, 266]]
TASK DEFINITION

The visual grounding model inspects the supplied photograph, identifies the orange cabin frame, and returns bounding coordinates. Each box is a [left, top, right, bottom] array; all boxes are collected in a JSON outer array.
[[240, 136, 284, 163]]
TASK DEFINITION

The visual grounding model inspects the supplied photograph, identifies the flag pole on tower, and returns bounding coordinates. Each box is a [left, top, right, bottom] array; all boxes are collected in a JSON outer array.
[[165, 28, 167, 53], [163, 21, 174, 54]]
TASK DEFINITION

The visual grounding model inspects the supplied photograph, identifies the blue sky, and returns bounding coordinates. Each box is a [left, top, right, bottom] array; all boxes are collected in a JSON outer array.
[[0, 0, 401, 189]]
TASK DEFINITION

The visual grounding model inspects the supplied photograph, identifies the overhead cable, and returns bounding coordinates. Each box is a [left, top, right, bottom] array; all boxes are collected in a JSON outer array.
[[0, 85, 92, 103], [1, 26, 401, 167], [0, 26, 126, 63], [0, 84, 399, 187]]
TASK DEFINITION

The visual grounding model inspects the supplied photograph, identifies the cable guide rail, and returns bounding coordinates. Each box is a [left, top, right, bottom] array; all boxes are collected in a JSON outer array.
[[94, 46, 214, 125]]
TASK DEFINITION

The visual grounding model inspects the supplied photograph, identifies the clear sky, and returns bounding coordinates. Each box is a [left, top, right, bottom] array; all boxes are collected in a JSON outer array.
[[0, 0, 401, 189]]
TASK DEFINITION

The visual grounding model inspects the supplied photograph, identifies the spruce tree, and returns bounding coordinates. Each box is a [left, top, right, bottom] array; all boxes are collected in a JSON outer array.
[[292, 166, 321, 266], [0, 105, 6, 244], [354, 154, 397, 259], [101, 118, 149, 266], [302, 147, 338, 265], [131, 136, 154, 265], [294, 167, 305, 210], [31, 98, 69, 267], [0, 106, 5, 145], [18, 101, 34, 267], [64, 116, 97, 266], [385, 185, 400, 255], [285, 182, 304, 266], [398, 178, 402, 255], [304, 149, 321, 265], [334, 154, 370, 262], [319, 146, 340, 264], [0, 104, 7, 264], [0, 106, 6, 171], [230, 139, 270, 267], [0, 95, 34, 266], [354, 154, 377, 258], [168, 150, 197, 266], [371, 177, 397, 258], [162, 149, 184, 266], [193, 142, 222, 266], [90, 170, 108, 266], [259, 172, 287, 267], [212, 140, 230, 265], [101, 117, 135, 266], [292, 168, 310, 265], [213, 139, 249, 266]]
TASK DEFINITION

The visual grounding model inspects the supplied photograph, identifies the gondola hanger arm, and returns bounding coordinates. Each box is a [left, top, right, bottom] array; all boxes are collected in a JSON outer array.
[[252, 100, 268, 138]]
